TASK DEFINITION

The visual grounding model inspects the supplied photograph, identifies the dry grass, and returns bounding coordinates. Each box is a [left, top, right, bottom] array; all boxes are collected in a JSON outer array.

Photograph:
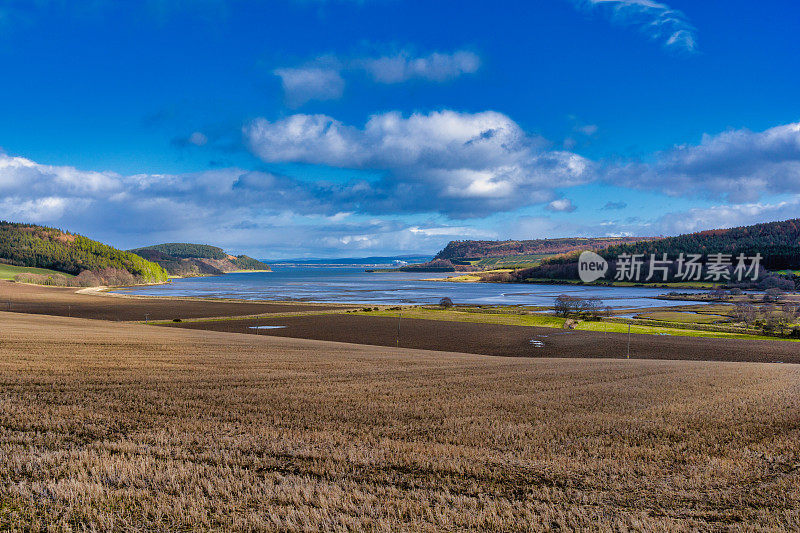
[[1, 312, 799, 531]]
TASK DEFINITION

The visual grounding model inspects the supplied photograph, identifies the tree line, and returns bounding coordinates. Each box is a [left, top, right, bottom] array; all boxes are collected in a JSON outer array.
[[0, 222, 169, 282]]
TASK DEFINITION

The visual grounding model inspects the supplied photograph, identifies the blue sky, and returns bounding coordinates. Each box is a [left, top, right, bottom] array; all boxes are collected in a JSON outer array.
[[1, 0, 799, 258]]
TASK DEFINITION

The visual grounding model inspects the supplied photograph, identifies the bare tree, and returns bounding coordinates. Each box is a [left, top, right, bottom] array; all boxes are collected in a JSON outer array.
[[777, 303, 799, 335], [764, 288, 785, 303], [580, 297, 603, 320], [734, 302, 758, 326], [553, 295, 574, 317]]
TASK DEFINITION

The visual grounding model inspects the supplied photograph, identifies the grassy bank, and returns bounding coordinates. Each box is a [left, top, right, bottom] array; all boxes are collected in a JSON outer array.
[[0, 262, 75, 281], [354, 307, 796, 341]]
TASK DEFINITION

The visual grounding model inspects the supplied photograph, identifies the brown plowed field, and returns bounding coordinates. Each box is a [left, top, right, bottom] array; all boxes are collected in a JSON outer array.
[[166, 313, 800, 363]]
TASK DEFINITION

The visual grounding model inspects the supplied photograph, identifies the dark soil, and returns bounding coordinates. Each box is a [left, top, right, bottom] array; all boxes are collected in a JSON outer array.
[[165, 313, 800, 364]]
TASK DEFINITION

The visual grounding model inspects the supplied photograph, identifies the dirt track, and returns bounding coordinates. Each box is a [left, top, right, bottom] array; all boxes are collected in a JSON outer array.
[[166, 313, 800, 363], [0, 280, 343, 321]]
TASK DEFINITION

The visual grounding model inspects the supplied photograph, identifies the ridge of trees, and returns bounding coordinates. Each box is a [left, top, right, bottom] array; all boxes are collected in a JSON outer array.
[[130, 242, 270, 276], [434, 237, 652, 261], [0, 221, 169, 283]]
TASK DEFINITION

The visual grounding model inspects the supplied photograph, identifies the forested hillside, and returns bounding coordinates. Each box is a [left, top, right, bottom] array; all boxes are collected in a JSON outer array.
[[131, 243, 270, 277], [598, 219, 800, 270], [0, 221, 169, 283], [434, 237, 652, 261], [505, 219, 800, 287], [539, 219, 800, 270], [131, 243, 227, 260]]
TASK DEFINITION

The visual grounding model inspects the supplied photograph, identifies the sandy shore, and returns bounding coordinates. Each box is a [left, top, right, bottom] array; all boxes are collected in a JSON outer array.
[[0, 280, 346, 321]]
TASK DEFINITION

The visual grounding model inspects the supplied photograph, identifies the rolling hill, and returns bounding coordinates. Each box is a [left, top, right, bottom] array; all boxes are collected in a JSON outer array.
[[0, 221, 169, 283], [507, 219, 800, 287], [434, 237, 653, 263], [595, 218, 800, 270], [416, 236, 654, 271], [130, 243, 271, 277]]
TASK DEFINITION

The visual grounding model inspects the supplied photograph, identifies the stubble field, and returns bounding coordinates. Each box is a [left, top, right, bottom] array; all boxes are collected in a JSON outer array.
[[1, 311, 799, 530]]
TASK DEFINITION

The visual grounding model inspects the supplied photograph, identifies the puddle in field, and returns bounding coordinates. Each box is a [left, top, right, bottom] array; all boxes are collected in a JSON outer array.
[[248, 325, 287, 329], [529, 340, 545, 347]]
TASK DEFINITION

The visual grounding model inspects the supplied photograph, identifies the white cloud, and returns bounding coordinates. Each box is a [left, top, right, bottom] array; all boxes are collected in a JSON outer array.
[[654, 199, 800, 235], [244, 110, 594, 217], [573, 0, 697, 52], [0, 196, 78, 223], [273, 49, 480, 105], [546, 198, 577, 212], [509, 197, 800, 240], [0, 151, 465, 255], [358, 50, 480, 83], [273, 65, 345, 107], [606, 122, 800, 202], [0, 153, 120, 196]]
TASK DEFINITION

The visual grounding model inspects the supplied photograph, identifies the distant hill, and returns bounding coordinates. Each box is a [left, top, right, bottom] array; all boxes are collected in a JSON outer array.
[[130, 243, 271, 277], [594, 219, 800, 270], [434, 237, 653, 262], [0, 221, 169, 283], [268, 255, 432, 266], [510, 219, 800, 286]]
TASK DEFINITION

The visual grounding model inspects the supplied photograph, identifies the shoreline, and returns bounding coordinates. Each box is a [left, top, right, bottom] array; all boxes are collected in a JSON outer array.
[[4, 278, 796, 343], [429, 273, 721, 290]]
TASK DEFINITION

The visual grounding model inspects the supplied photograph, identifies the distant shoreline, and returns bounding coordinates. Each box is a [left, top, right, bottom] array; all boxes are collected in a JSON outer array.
[[428, 272, 720, 290]]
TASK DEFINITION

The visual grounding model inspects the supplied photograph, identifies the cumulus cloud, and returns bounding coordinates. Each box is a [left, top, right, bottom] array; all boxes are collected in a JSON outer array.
[[244, 110, 594, 217], [606, 122, 800, 202], [358, 50, 480, 83], [273, 65, 345, 107], [0, 150, 504, 255], [654, 199, 800, 235], [8, 113, 800, 256], [546, 198, 577, 212], [520, 198, 800, 240], [572, 0, 697, 52], [273, 49, 479, 105], [0, 149, 509, 256]]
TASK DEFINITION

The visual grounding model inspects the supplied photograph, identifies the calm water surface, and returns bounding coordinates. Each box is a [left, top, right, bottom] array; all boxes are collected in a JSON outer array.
[[116, 266, 706, 309]]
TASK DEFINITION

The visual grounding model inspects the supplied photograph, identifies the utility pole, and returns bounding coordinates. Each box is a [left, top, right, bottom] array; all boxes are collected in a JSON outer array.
[[145, 313, 149, 325], [626, 323, 631, 359]]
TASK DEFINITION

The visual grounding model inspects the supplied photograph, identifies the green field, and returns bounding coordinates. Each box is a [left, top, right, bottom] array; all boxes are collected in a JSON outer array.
[[354, 307, 795, 341], [466, 254, 550, 269], [0, 262, 74, 281], [635, 311, 730, 324]]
